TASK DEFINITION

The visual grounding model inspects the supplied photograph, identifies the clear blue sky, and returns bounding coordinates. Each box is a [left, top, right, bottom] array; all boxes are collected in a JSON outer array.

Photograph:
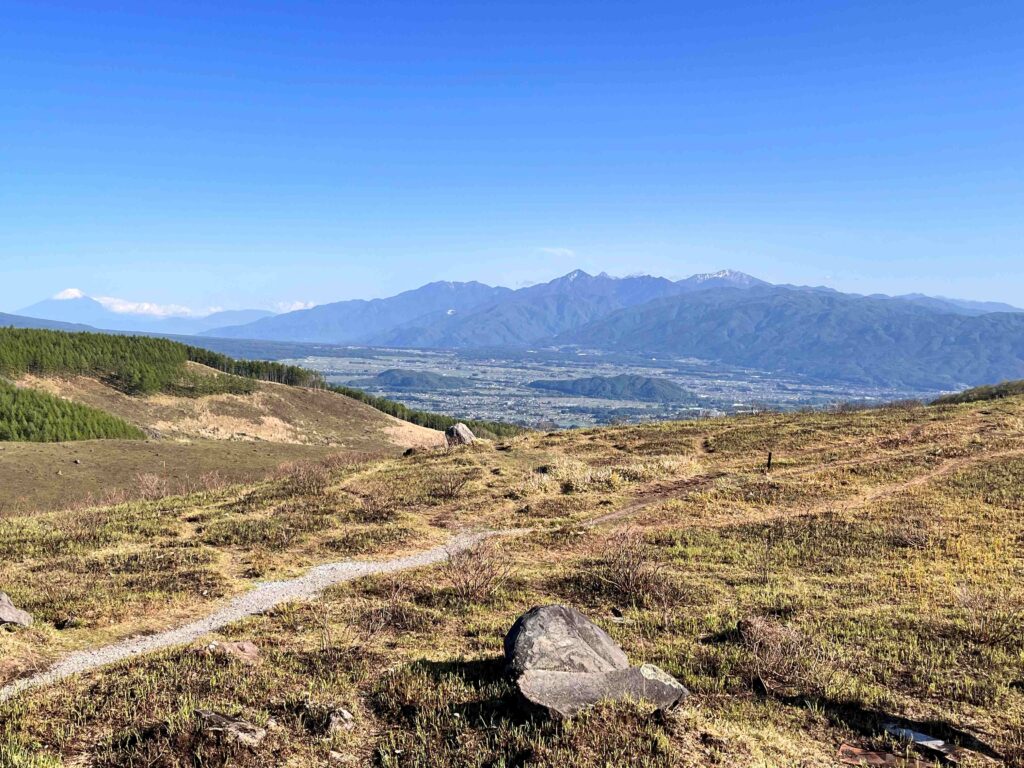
[[2, 0, 1022, 314]]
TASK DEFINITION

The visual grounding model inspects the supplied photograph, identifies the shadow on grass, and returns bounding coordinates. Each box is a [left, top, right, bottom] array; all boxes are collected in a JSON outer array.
[[406, 656, 545, 725], [774, 693, 1003, 763]]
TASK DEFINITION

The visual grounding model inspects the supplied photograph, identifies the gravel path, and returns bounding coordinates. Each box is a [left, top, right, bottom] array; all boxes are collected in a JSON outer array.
[[0, 476, 693, 705], [0, 530, 504, 704]]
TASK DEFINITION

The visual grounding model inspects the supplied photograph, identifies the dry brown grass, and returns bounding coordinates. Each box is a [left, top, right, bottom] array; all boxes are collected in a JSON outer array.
[[4, 393, 1024, 766], [441, 541, 514, 605]]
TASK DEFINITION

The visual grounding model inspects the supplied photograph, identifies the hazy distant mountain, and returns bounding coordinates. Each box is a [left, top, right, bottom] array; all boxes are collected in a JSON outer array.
[[0, 312, 95, 332], [528, 374, 691, 402], [676, 269, 770, 291], [18, 291, 274, 334], [891, 294, 1024, 316], [558, 286, 1024, 388], [371, 271, 693, 348], [53, 267, 1021, 390], [208, 269, 766, 346], [206, 281, 512, 343], [19, 294, 116, 328]]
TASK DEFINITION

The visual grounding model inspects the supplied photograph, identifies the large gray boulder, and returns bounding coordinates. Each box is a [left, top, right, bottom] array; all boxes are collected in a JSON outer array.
[[505, 604, 628, 675], [504, 605, 688, 718], [0, 593, 32, 628], [445, 423, 475, 447]]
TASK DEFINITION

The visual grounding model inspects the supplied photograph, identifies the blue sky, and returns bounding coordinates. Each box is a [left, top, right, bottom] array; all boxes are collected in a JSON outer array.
[[2, 0, 1022, 315]]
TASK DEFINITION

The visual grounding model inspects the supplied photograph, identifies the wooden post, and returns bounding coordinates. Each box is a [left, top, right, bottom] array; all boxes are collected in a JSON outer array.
[[766, 451, 773, 472]]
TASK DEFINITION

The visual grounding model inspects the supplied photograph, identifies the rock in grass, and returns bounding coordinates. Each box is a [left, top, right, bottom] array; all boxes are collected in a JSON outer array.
[[504, 604, 688, 718], [327, 707, 355, 734], [505, 604, 629, 675], [0, 593, 32, 628], [199, 640, 262, 666], [195, 710, 266, 748], [444, 423, 475, 447]]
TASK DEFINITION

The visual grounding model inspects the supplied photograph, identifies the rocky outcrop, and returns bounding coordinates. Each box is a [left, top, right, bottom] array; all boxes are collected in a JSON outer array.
[[0, 593, 32, 628], [504, 604, 688, 717], [445, 423, 476, 447]]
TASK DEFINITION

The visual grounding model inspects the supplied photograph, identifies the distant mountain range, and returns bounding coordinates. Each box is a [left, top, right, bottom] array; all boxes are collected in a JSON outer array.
[[17, 292, 274, 335], [9, 270, 1024, 390]]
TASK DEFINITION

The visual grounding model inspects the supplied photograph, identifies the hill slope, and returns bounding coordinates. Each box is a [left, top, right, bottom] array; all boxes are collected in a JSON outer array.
[[559, 286, 1024, 388], [1, 392, 1022, 766], [18, 365, 442, 448], [528, 374, 690, 402], [353, 368, 472, 391], [206, 281, 512, 342], [0, 380, 145, 442]]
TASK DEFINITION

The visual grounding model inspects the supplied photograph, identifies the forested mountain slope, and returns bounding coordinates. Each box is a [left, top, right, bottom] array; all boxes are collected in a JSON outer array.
[[559, 287, 1024, 388]]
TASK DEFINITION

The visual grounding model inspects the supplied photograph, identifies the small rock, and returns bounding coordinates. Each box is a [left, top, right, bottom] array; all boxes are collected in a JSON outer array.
[[327, 708, 355, 734], [54, 614, 81, 630], [199, 640, 262, 665], [74, 459, 82, 465], [195, 710, 266, 748], [444, 423, 475, 447], [0, 593, 33, 628]]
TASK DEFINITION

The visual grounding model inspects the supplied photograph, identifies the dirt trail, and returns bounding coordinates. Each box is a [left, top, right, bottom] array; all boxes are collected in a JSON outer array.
[[0, 532, 502, 704], [0, 478, 705, 703], [3, 447, 1016, 704]]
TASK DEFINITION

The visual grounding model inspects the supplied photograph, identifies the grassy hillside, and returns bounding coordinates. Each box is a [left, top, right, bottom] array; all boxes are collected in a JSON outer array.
[[1, 394, 1022, 765], [329, 384, 523, 438], [933, 379, 1024, 405], [0, 380, 144, 442]]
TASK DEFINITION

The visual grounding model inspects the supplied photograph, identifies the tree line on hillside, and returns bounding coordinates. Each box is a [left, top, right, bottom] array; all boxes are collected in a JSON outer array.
[[0, 328, 321, 395], [0, 328, 523, 437], [184, 346, 326, 388], [328, 384, 523, 438], [0, 380, 145, 441], [932, 379, 1024, 405]]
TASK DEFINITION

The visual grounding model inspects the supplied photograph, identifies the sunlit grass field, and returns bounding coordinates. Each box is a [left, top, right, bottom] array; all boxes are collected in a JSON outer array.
[[2, 398, 1022, 766]]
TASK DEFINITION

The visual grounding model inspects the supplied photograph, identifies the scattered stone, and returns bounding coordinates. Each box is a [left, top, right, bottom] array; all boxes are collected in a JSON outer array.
[[0, 593, 33, 628], [198, 640, 262, 665], [195, 710, 266, 748], [444, 423, 475, 447], [326, 707, 355, 734], [54, 614, 82, 630], [73, 459, 82, 465], [504, 604, 688, 718]]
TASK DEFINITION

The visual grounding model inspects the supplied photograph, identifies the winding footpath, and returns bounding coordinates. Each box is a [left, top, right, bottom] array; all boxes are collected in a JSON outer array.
[[0, 532, 499, 704], [3, 448, 1014, 705]]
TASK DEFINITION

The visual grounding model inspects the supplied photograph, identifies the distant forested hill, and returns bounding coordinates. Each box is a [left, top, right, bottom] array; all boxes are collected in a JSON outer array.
[[354, 369, 472, 390], [528, 374, 690, 402]]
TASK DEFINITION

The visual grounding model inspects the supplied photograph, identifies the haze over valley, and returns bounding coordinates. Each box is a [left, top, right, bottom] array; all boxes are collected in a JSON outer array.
[[9, 268, 1024, 426]]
